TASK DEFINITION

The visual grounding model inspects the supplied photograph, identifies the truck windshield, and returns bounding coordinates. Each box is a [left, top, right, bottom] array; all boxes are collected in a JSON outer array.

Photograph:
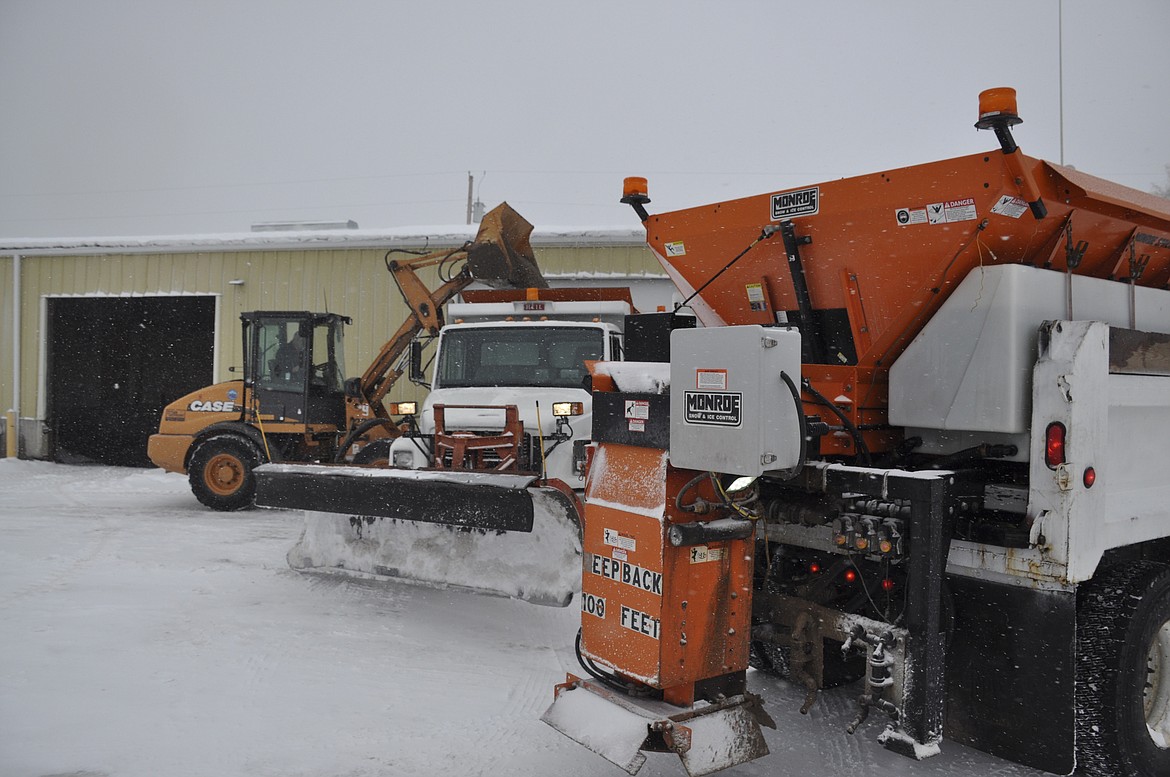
[[435, 326, 603, 389]]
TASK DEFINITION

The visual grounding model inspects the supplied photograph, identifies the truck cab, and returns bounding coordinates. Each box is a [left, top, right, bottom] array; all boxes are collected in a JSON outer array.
[[387, 294, 629, 488]]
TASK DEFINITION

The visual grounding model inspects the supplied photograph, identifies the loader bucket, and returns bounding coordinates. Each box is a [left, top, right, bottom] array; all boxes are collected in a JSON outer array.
[[255, 463, 581, 606], [465, 202, 548, 289]]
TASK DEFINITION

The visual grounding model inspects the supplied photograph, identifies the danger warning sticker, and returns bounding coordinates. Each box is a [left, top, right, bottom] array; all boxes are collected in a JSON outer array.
[[665, 241, 686, 257], [689, 545, 726, 564], [624, 400, 649, 420], [604, 527, 637, 552], [927, 198, 978, 225], [991, 195, 1029, 218], [696, 369, 728, 391]]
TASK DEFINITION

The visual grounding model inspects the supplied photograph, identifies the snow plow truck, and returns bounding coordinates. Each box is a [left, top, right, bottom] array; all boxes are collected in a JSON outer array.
[[149, 203, 628, 604], [262, 286, 636, 606], [541, 88, 1170, 777]]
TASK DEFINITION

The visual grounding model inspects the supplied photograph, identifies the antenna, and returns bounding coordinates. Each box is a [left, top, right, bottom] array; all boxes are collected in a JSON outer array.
[[1058, 0, 1065, 165]]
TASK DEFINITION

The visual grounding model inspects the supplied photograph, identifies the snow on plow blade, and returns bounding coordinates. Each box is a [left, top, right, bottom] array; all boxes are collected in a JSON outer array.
[[255, 463, 582, 606], [541, 676, 770, 777]]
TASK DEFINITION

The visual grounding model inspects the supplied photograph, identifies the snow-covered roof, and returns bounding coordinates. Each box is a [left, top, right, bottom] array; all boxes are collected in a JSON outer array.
[[0, 224, 646, 257]]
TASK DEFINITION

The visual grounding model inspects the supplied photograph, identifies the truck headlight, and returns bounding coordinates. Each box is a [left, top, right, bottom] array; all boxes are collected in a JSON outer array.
[[552, 401, 585, 417], [389, 401, 417, 416], [392, 450, 414, 467]]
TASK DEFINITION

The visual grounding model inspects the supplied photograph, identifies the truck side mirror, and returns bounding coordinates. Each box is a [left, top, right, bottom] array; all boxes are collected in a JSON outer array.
[[409, 340, 426, 384]]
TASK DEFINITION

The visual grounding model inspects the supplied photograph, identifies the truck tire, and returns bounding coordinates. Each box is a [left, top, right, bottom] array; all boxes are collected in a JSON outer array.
[[1077, 561, 1170, 777], [189, 434, 263, 511]]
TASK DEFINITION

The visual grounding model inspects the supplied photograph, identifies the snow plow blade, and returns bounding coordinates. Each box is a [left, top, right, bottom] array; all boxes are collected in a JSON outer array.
[[541, 676, 770, 777], [254, 463, 582, 606]]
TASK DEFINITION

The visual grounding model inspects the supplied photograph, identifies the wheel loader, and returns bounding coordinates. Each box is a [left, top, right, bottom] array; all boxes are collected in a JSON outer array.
[[148, 202, 548, 511], [542, 88, 1170, 777]]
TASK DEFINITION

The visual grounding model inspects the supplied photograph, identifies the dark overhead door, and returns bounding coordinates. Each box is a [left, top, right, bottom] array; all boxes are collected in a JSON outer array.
[[48, 296, 216, 467]]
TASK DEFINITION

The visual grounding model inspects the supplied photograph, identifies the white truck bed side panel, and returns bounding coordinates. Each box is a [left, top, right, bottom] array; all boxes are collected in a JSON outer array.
[[891, 265, 1170, 437]]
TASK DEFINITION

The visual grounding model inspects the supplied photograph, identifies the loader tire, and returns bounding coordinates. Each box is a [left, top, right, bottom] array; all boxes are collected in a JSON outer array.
[[189, 435, 262, 512], [1076, 561, 1170, 777]]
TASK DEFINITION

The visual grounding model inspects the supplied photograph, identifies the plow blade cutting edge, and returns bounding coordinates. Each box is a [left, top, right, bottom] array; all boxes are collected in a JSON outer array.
[[255, 464, 582, 606]]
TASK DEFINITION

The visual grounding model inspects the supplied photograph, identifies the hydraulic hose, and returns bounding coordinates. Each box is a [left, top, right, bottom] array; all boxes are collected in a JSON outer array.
[[800, 377, 871, 466]]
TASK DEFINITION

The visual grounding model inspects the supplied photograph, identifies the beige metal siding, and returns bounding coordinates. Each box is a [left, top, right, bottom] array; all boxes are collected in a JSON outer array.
[[0, 256, 12, 415], [1, 239, 660, 434]]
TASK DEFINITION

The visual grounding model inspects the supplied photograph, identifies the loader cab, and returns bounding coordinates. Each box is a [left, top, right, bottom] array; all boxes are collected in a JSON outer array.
[[241, 311, 350, 428]]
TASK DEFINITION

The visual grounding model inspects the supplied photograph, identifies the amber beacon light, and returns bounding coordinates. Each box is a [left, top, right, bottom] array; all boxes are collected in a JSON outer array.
[[620, 176, 651, 222], [975, 87, 1021, 129]]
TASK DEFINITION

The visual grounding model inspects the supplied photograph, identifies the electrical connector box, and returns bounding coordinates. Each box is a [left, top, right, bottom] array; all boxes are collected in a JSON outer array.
[[669, 325, 803, 477]]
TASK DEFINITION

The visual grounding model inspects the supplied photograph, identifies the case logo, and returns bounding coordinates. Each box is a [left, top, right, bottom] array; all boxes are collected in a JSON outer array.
[[188, 400, 236, 412]]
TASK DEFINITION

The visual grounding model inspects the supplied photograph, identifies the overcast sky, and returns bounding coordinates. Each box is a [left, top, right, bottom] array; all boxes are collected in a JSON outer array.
[[1, 0, 1167, 238]]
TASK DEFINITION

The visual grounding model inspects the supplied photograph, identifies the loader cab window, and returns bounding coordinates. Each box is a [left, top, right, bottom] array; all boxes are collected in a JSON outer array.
[[309, 321, 345, 393], [435, 326, 603, 390], [257, 321, 308, 388]]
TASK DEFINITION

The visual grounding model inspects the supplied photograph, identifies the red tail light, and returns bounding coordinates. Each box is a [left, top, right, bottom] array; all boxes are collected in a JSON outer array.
[[843, 568, 858, 584], [1045, 422, 1066, 469]]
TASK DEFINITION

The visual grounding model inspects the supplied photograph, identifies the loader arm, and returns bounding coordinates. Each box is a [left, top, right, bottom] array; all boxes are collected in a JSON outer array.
[[356, 255, 474, 410], [347, 201, 548, 421]]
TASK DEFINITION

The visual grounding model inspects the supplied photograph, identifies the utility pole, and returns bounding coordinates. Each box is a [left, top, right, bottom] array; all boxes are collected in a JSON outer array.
[[466, 171, 486, 223], [466, 172, 474, 225]]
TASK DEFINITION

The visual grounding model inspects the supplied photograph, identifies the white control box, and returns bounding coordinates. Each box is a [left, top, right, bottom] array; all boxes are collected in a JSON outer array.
[[669, 325, 803, 477]]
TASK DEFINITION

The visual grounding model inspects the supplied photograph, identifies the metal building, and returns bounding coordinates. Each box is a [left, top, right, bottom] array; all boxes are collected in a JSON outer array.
[[0, 225, 667, 465]]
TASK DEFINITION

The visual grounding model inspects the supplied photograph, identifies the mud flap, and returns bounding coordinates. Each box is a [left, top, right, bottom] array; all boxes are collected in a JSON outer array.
[[256, 464, 582, 606], [541, 677, 769, 777]]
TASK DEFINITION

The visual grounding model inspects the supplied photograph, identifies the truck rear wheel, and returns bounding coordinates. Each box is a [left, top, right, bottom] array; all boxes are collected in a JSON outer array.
[[189, 435, 262, 511], [1077, 561, 1170, 777]]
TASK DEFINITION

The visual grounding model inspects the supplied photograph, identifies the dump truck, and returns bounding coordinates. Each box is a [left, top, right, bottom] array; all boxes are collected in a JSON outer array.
[[148, 203, 548, 511], [268, 286, 636, 606], [542, 88, 1170, 777]]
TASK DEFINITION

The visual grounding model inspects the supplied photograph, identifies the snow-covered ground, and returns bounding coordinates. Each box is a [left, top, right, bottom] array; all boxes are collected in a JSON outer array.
[[0, 460, 1050, 777]]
